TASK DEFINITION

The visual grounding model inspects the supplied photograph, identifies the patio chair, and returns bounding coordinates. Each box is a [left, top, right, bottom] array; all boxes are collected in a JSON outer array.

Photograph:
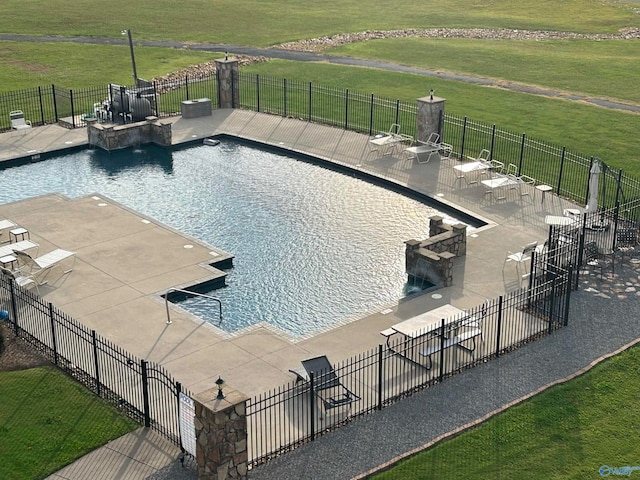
[[425, 132, 441, 147], [488, 159, 504, 175], [466, 148, 491, 163], [503, 241, 538, 277], [13, 248, 76, 284], [615, 228, 638, 262], [9, 110, 32, 133], [289, 355, 360, 413], [505, 163, 518, 177], [583, 241, 613, 280], [1, 266, 39, 294], [439, 143, 453, 162]]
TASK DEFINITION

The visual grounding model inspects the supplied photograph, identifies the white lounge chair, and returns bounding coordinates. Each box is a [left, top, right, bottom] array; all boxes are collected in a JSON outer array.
[[14, 248, 76, 284], [466, 148, 491, 163], [1, 266, 39, 294], [10, 110, 32, 133], [0, 239, 39, 258], [0, 219, 17, 242]]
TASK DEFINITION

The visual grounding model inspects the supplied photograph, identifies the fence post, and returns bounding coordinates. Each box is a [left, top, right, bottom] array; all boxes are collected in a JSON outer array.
[[557, 147, 566, 197], [216, 69, 221, 108], [344, 89, 349, 131], [92, 330, 101, 396], [184, 75, 190, 100], [38, 86, 45, 125], [564, 265, 572, 327], [548, 283, 556, 335], [48, 303, 58, 366], [460, 116, 467, 161], [256, 74, 260, 112], [369, 94, 374, 136], [438, 318, 446, 383], [231, 71, 236, 108], [141, 359, 151, 427], [528, 250, 536, 290], [175, 381, 185, 455], [309, 371, 315, 441], [52, 85, 59, 123], [153, 81, 159, 117], [308, 82, 312, 122], [70, 89, 76, 128], [495, 295, 503, 357], [394, 100, 400, 129], [489, 124, 496, 160], [377, 344, 383, 410], [283, 78, 286, 116], [8, 281, 18, 335], [518, 133, 526, 173], [614, 169, 623, 210]]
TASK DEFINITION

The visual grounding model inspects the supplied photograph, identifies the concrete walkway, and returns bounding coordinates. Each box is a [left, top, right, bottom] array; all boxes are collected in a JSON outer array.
[[0, 112, 632, 479]]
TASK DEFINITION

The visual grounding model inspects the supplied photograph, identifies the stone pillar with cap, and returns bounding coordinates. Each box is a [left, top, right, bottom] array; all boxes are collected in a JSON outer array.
[[194, 382, 249, 479], [416, 92, 446, 144], [215, 56, 240, 109]]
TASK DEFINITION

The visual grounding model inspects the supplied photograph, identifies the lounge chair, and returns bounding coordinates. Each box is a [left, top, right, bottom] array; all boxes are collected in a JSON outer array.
[[13, 248, 76, 284], [466, 148, 491, 163], [0, 219, 17, 242], [289, 355, 360, 412], [0, 240, 39, 258], [367, 124, 403, 157], [9, 110, 32, 133], [1, 266, 39, 294]]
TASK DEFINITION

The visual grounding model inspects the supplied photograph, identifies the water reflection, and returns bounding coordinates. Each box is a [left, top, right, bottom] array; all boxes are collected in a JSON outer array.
[[89, 145, 174, 177]]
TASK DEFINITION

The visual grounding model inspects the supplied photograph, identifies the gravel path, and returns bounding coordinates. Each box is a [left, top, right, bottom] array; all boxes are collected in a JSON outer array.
[[2, 29, 640, 114]]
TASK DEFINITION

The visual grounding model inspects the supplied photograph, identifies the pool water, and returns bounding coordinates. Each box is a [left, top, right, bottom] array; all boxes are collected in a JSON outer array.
[[0, 140, 472, 337]]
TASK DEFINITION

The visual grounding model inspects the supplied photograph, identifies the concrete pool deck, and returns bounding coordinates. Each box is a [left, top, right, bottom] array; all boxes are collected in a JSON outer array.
[[1, 111, 585, 477], [0, 111, 584, 394]]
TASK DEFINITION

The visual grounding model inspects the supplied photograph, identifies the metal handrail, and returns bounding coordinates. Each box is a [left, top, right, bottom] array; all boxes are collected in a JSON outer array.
[[165, 287, 222, 325]]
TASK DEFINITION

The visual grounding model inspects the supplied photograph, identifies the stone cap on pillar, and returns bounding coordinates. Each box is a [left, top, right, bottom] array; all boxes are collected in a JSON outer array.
[[418, 95, 446, 104], [215, 56, 239, 66], [195, 385, 248, 414]]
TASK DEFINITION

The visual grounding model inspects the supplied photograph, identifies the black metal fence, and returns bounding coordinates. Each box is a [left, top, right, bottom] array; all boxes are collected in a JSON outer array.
[[0, 275, 190, 452], [2, 71, 640, 218], [247, 203, 640, 467], [247, 269, 571, 466]]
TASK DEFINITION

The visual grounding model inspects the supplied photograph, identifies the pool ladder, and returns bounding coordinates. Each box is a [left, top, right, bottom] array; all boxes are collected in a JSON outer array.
[[165, 287, 223, 326]]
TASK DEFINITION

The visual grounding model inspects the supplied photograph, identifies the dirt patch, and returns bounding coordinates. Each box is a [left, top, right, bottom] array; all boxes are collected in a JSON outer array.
[[0, 323, 50, 372]]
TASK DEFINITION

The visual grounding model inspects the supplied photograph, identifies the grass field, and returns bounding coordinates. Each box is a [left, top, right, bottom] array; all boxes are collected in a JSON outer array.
[[0, 366, 139, 480], [373, 344, 640, 480], [0, 0, 636, 45]]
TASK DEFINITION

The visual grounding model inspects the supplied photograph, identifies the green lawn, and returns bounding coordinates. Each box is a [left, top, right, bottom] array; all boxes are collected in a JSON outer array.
[[0, 0, 635, 45], [373, 345, 640, 480], [0, 366, 139, 480], [0, 41, 218, 91], [328, 38, 640, 105]]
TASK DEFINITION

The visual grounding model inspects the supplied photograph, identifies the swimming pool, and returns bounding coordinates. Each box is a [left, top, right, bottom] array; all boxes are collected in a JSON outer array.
[[0, 140, 476, 337]]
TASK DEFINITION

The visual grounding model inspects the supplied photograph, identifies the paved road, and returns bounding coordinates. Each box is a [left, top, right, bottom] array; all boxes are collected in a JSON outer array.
[[2, 33, 640, 114]]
